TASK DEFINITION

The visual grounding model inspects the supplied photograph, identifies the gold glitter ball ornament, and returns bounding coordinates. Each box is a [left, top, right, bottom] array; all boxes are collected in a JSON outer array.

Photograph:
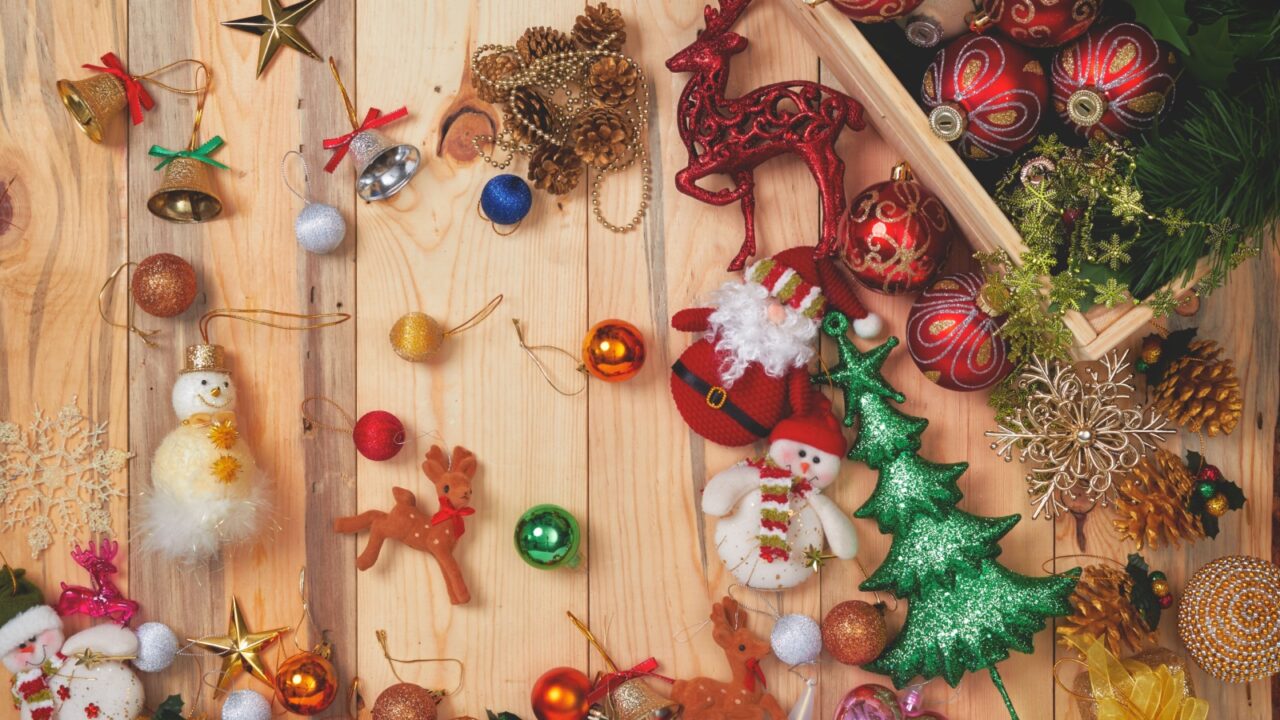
[[132, 253, 198, 318], [1178, 555, 1280, 683], [390, 312, 445, 362], [821, 600, 888, 666], [372, 683, 438, 720]]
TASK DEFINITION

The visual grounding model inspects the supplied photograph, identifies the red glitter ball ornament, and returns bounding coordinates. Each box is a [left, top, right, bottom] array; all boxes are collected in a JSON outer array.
[[906, 272, 1013, 391], [841, 163, 954, 294], [921, 33, 1048, 160], [352, 411, 405, 461], [977, 0, 1100, 48], [829, 0, 925, 22], [1051, 22, 1177, 141]]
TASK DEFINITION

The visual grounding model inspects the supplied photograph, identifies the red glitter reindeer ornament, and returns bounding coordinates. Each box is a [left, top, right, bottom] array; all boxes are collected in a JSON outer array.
[[667, 0, 868, 271]]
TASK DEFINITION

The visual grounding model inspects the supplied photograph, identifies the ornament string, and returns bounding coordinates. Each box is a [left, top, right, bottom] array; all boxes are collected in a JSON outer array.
[[300, 397, 442, 448], [81, 55, 210, 126], [476, 201, 521, 236], [147, 62, 227, 168], [374, 629, 465, 697], [198, 308, 352, 344], [512, 319, 588, 396], [281, 150, 314, 204], [566, 611, 673, 705], [444, 294, 504, 337], [98, 262, 160, 347]]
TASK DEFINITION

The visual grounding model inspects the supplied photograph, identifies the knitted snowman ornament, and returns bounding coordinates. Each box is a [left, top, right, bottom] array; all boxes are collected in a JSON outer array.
[[138, 343, 268, 562], [0, 566, 143, 720], [702, 397, 858, 590]]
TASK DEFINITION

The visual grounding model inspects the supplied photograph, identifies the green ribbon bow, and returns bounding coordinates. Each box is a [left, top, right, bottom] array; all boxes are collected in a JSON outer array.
[[149, 136, 229, 171]]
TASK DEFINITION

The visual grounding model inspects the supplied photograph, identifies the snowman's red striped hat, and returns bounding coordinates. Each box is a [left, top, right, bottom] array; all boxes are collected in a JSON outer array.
[[746, 246, 867, 320]]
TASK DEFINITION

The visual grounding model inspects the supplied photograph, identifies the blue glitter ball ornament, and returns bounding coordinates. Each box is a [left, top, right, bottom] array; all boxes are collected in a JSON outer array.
[[480, 174, 533, 226]]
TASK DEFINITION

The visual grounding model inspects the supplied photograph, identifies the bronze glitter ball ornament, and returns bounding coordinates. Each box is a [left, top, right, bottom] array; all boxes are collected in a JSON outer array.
[[821, 600, 888, 665], [132, 253, 198, 317], [372, 683, 438, 720], [1178, 554, 1280, 683]]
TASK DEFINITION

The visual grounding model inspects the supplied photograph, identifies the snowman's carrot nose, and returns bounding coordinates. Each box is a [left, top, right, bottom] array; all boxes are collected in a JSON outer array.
[[210, 386, 221, 398]]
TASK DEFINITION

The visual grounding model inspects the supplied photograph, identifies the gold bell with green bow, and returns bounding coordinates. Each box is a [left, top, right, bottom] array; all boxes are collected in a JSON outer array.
[[147, 63, 226, 223]]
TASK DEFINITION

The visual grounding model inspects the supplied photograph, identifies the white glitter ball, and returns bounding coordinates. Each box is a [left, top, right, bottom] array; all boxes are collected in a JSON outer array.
[[771, 613, 822, 666], [222, 690, 271, 720], [132, 622, 178, 672], [295, 202, 346, 254]]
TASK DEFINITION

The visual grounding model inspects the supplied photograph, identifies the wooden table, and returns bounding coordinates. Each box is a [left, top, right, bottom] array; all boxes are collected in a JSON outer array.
[[1, 2, 1275, 718]]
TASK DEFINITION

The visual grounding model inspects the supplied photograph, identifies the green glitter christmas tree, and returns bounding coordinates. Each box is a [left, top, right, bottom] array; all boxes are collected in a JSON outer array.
[[813, 311, 1079, 720]]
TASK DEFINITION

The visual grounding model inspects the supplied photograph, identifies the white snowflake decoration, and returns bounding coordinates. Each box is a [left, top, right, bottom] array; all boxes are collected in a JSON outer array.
[[986, 352, 1173, 520], [0, 396, 131, 558]]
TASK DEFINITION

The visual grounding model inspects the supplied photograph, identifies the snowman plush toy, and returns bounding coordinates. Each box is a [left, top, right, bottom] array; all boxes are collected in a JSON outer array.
[[138, 343, 267, 562], [702, 396, 857, 590], [1, 566, 143, 720]]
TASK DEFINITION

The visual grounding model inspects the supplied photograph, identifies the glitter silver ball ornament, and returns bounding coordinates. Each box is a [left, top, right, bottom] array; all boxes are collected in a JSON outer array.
[[771, 613, 822, 666], [132, 622, 178, 672], [295, 202, 346, 254], [222, 690, 272, 720]]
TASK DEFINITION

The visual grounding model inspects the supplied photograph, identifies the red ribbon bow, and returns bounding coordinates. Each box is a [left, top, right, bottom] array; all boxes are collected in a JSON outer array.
[[743, 657, 767, 692], [81, 52, 154, 125], [430, 497, 475, 537], [322, 106, 409, 173], [586, 657, 673, 704]]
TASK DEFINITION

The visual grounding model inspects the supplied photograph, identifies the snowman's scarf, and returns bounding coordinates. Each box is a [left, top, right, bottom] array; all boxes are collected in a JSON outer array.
[[751, 457, 812, 563], [10, 654, 64, 720]]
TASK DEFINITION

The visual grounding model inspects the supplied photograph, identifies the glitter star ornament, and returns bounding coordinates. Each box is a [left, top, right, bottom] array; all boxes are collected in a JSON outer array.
[[222, 0, 324, 78], [986, 352, 1173, 520], [191, 597, 289, 690], [813, 311, 1077, 719]]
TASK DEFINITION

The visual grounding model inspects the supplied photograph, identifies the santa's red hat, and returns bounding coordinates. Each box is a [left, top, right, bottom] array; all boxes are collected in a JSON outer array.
[[769, 395, 847, 456], [746, 246, 868, 321]]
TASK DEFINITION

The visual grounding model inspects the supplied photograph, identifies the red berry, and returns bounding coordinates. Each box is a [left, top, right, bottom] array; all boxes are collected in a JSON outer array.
[[1158, 594, 1173, 609]]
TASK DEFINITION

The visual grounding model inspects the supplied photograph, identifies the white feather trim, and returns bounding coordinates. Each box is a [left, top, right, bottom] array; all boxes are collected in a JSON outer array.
[[0, 605, 60, 657], [137, 477, 270, 563]]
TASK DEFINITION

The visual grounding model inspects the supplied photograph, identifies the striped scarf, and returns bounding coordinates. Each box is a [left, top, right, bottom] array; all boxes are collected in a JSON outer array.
[[9, 654, 64, 720], [751, 458, 812, 563]]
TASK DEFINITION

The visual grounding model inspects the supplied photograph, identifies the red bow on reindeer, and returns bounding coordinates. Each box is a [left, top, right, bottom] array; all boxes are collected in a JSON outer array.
[[587, 657, 674, 704], [743, 657, 768, 691], [82, 52, 155, 125], [322, 106, 409, 172], [430, 496, 475, 537]]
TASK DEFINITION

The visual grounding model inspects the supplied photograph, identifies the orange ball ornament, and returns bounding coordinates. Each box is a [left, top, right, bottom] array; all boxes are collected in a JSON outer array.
[[581, 320, 645, 382], [822, 600, 888, 666], [274, 649, 338, 715], [531, 667, 591, 720], [372, 683, 437, 720], [131, 253, 197, 317]]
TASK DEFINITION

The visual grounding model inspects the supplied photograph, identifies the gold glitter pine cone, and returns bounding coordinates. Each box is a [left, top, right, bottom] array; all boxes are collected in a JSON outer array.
[[587, 55, 639, 108], [570, 107, 631, 169], [1153, 338, 1242, 437], [1112, 448, 1202, 550], [474, 51, 523, 104], [516, 26, 576, 63], [528, 143, 583, 195], [508, 86, 557, 146], [573, 3, 627, 51], [1058, 563, 1156, 656]]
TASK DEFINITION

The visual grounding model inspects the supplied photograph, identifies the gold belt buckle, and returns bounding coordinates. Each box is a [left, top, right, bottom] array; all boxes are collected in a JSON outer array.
[[706, 386, 728, 409]]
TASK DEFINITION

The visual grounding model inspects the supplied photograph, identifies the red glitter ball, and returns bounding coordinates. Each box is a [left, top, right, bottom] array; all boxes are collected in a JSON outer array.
[[352, 411, 405, 461]]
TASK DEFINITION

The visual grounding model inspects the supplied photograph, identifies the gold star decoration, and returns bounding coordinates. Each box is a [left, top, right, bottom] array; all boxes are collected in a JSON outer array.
[[802, 545, 835, 574], [190, 597, 289, 690], [222, 0, 324, 78]]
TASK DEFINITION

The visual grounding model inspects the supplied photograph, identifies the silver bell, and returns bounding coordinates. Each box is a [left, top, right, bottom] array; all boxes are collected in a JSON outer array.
[[348, 129, 420, 202]]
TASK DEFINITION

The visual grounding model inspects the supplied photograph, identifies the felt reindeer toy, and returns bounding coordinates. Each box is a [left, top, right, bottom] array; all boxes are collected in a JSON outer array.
[[670, 596, 785, 720], [334, 445, 477, 605]]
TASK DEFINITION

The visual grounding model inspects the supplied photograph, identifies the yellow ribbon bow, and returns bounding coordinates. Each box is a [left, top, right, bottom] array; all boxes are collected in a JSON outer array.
[[1081, 637, 1209, 720]]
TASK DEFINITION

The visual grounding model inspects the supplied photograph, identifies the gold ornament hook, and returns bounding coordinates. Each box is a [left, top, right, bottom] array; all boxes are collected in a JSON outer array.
[[375, 629, 465, 697], [512, 319, 588, 396], [98, 261, 160, 347], [566, 611, 619, 672], [328, 57, 359, 130], [198, 308, 351, 344]]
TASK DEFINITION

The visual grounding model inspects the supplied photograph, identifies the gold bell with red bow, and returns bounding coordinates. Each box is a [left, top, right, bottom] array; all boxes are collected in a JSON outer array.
[[57, 52, 155, 143], [324, 58, 420, 202], [567, 613, 682, 720]]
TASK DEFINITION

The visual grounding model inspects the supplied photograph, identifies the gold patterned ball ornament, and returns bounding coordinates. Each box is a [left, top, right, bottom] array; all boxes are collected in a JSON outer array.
[[1178, 555, 1280, 683]]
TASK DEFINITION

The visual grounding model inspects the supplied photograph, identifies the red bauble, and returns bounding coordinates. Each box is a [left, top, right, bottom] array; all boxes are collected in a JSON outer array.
[[830, 0, 925, 22], [979, 0, 1100, 48], [922, 34, 1048, 160], [841, 165, 954, 294], [1051, 22, 1177, 140], [352, 411, 404, 461], [530, 667, 591, 720], [906, 273, 1013, 391]]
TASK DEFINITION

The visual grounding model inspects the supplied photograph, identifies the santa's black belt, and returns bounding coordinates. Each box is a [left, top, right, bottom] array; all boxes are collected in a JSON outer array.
[[672, 360, 770, 439]]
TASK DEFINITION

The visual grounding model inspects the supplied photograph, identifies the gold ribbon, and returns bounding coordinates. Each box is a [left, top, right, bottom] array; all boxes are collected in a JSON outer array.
[[181, 411, 236, 428], [1074, 636, 1208, 720]]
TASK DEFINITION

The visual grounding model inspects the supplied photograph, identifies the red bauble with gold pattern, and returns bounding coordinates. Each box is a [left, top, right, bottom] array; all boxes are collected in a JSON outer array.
[[922, 33, 1048, 160], [830, 0, 925, 22], [1052, 22, 1178, 141], [906, 272, 1013, 391], [978, 0, 1100, 48], [841, 163, 954, 295]]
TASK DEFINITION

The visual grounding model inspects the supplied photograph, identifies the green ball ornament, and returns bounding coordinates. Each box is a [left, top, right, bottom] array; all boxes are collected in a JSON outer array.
[[1196, 481, 1218, 500], [515, 504, 582, 570]]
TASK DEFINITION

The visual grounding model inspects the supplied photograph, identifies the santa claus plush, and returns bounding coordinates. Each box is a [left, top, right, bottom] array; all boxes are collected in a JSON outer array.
[[670, 246, 881, 447]]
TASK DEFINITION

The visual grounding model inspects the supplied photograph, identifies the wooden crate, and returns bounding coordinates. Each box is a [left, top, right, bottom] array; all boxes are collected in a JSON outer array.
[[781, 0, 1206, 360]]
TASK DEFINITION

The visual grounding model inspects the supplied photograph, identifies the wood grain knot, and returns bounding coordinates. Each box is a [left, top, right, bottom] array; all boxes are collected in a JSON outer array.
[[436, 104, 497, 165]]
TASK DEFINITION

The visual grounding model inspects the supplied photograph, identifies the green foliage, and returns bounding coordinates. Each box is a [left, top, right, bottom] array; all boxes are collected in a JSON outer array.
[[153, 696, 185, 720], [1121, 0, 1277, 87]]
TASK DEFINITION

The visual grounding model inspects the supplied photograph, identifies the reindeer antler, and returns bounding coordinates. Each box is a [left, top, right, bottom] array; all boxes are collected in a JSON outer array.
[[702, 0, 752, 35]]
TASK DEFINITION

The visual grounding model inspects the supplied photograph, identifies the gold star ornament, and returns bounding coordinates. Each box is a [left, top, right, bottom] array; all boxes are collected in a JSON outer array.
[[190, 597, 290, 689], [222, 0, 324, 78]]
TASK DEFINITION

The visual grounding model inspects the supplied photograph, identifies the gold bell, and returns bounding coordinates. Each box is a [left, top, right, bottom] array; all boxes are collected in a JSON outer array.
[[597, 678, 683, 720], [57, 73, 128, 143], [148, 155, 223, 223]]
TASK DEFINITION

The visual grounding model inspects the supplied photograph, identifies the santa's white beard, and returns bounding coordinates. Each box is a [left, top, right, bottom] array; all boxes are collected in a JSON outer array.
[[706, 280, 819, 387]]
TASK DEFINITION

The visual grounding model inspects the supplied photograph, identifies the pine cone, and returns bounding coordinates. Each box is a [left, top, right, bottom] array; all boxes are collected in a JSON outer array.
[[1153, 338, 1242, 437], [528, 143, 583, 195], [473, 52, 522, 104], [1057, 564, 1156, 656], [570, 108, 631, 169], [573, 3, 627, 51], [587, 55, 639, 108], [507, 87, 557, 145], [516, 26, 576, 63], [1112, 449, 1203, 550]]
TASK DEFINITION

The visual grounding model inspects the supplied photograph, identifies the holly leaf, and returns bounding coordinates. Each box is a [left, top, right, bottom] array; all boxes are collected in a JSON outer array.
[[153, 696, 185, 720], [1202, 513, 1222, 538], [1184, 16, 1237, 89], [1185, 450, 1205, 474], [1125, 553, 1163, 630], [1221, 480, 1247, 510], [1125, 0, 1193, 53]]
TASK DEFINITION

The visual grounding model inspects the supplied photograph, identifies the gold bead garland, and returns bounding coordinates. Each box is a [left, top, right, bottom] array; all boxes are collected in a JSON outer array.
[[1177, 555, 1280, 683]]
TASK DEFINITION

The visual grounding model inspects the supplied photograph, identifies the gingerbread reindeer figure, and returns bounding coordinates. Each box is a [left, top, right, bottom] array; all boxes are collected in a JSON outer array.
[[670, 596, 785, 720], [334, 445, 477, 605]]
